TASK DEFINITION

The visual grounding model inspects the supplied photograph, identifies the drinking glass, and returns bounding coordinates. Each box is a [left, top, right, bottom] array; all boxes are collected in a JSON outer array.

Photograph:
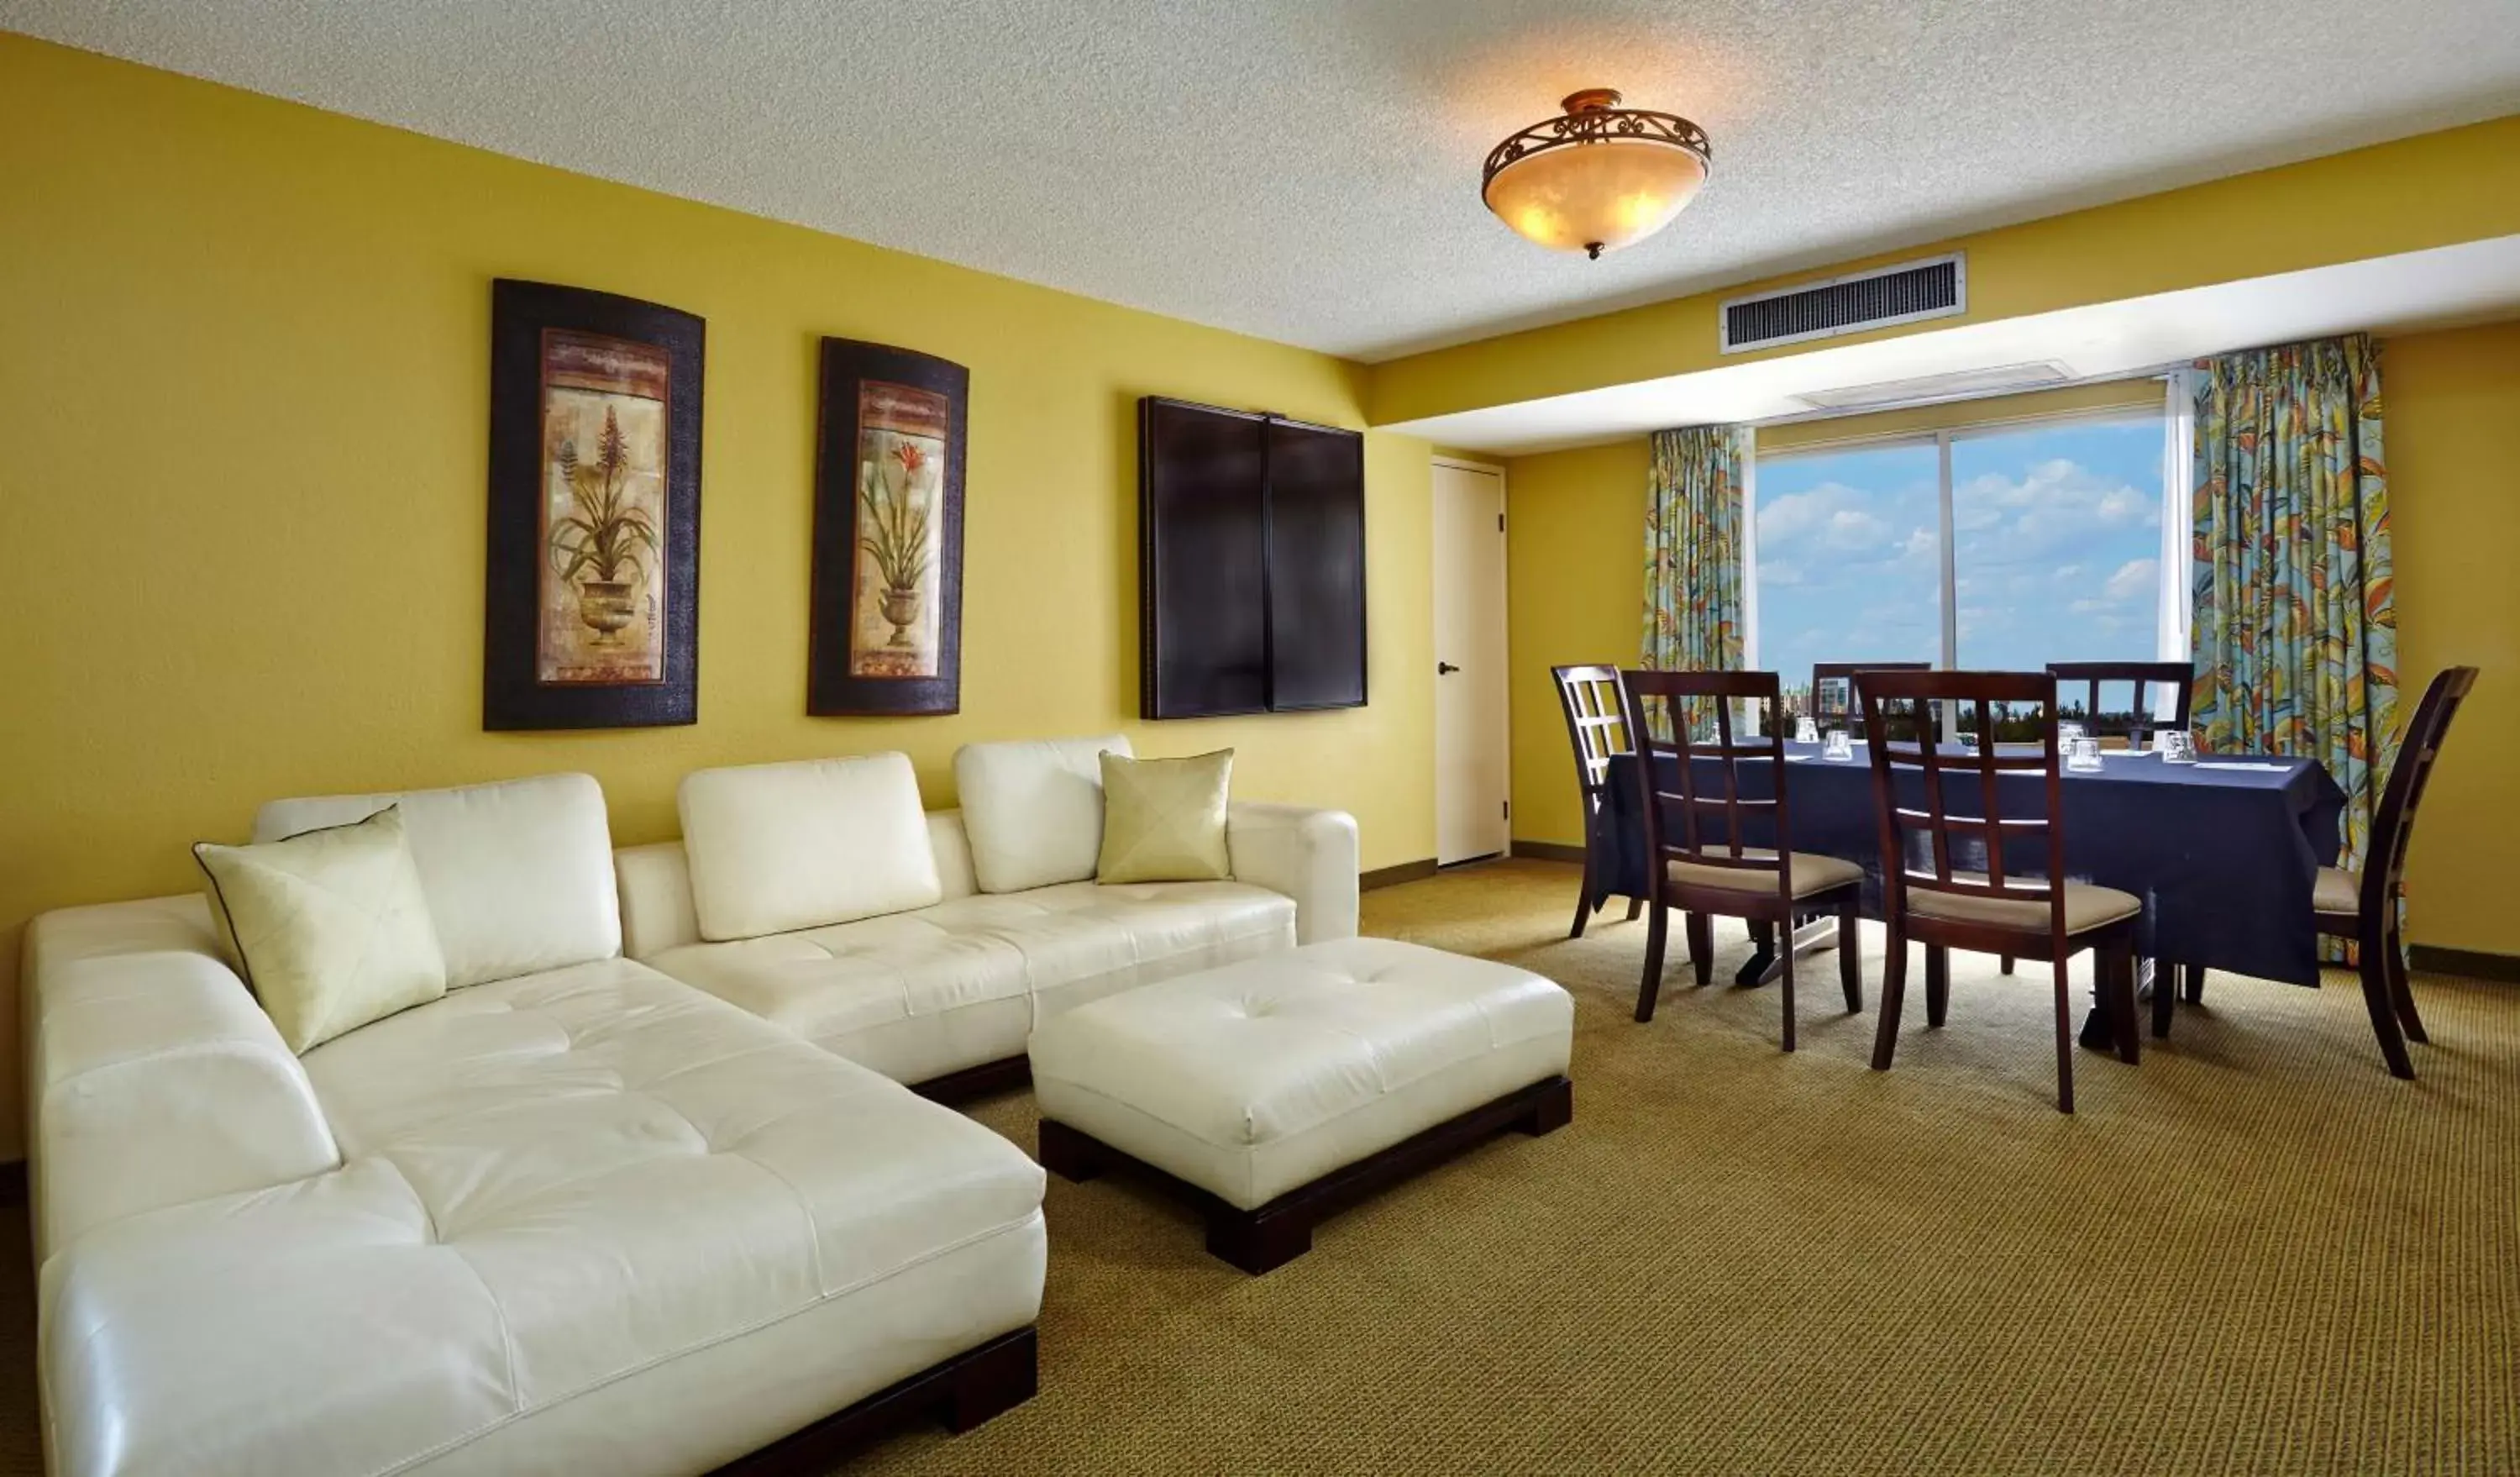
[[2159, 730, 2197, 765], [2066, 735, 2103, 772], [2058, 721, 2086, 747], [1823, 729, 1854, 761], [1795, 716, 1820, 745]]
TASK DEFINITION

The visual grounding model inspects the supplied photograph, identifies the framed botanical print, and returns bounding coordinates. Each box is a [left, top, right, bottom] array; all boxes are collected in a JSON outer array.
[[483, 280, 703, 730], [808, 338, 968, 716]]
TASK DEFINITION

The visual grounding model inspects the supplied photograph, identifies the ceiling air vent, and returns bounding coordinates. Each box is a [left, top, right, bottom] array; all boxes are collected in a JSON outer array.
[[1719, 253, 1966, 355]]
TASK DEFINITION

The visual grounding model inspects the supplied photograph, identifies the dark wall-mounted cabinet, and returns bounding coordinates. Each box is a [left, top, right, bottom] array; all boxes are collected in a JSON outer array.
[[1139, 397, 1366, 719]]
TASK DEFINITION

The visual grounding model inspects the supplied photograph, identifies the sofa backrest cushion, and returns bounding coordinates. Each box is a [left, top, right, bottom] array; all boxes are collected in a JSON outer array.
[[255, 773, 621, 988], [678, 752, 942, 940], [954, 734, 1133, 893]]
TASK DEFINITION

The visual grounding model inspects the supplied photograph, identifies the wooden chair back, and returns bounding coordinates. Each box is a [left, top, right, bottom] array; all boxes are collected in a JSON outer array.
[[1616, 669, 1795, 913], [1814, 660, 1936, 743], [2045, 661, 2194, 745], [1856, 669, 2068, 951], [2359, 666, 2479, 917], [1551, 664, 1630, 817]]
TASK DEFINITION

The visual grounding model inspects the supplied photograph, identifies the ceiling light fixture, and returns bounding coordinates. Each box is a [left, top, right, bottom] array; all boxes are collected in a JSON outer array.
[[1482, 87, 1712, 260]]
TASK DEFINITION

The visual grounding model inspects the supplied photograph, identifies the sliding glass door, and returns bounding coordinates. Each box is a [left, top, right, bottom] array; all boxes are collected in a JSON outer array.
[[1751, 410, 2173, 712]]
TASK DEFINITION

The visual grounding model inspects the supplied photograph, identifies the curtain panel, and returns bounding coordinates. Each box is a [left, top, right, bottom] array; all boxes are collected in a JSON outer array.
[[1642, 425, 1750, 737], [2190, 334, 2398, 871]]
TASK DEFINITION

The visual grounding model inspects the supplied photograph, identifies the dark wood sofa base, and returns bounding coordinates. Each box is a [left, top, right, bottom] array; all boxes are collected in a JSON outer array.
[[706, 1325, 1037, 1475], [1039, 1074, 1573, 1275], [908, 1054, 1032, 1105]]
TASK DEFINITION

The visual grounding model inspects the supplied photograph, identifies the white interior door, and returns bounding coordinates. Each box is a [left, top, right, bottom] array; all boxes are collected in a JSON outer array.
[[1434, 461, 1510, 865]]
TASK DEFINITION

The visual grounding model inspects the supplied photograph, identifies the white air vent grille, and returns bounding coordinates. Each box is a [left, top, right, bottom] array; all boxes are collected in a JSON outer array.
[[1720, 254, 1966, 354]]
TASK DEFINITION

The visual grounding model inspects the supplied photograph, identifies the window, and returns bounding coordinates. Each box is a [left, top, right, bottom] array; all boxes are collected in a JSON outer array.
[[1750, 405, 2178, 723]]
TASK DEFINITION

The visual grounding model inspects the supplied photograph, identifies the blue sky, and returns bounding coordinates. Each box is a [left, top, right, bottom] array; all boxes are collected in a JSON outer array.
[[1754, 417, 2166, 685]]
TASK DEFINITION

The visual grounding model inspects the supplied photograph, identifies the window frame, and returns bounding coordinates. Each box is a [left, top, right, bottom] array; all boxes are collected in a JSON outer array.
[[1747, 399, 2187, 676]]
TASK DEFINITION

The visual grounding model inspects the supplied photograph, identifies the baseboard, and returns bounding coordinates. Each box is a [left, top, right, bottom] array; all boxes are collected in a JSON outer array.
[[1509, 839, 1588, 865], [1360, 859, 1438, 891], [2407, 944, 2520, 983]]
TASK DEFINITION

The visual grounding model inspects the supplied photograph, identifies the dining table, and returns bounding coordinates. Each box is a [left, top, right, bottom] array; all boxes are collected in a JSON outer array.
[[1598, 742, 2349, 1037]]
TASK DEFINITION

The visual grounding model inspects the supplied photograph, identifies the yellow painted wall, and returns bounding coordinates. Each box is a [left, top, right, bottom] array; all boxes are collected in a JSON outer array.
[[1502, 335, 2520, 957], [0, 35, 1436, 1159], [2385, 321, 2520, 956], [1374, 114, 2520, 426]]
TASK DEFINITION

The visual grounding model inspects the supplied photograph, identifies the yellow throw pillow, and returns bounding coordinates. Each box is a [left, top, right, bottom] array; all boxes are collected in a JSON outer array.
[[1097, 749, 1234, 884], [194, 805, 449, 1054]]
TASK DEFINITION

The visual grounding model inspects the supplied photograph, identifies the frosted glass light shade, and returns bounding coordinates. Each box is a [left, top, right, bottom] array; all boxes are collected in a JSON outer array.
[[1481, 89, 1713, 259]]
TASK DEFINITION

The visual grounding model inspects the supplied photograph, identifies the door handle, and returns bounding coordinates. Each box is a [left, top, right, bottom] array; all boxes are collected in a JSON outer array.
[[1437, 661, 1461, 675]]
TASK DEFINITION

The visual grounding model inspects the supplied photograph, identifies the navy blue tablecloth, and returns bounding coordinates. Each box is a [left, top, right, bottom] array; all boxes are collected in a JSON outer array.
[[1600, 745, 2345, 986]]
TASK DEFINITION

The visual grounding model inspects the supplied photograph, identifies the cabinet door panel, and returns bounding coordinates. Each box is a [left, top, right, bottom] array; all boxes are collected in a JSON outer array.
[[1141, 400, 1269, 717], [1264, 418, 1367, 710]]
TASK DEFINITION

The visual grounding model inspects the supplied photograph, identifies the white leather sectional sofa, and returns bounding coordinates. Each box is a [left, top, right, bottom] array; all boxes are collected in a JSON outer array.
[[617, 740, 1358, 1092], [25, 742, 1360, 1477]]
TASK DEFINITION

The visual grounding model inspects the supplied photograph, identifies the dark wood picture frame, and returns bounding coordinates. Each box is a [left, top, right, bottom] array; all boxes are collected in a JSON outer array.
[[1137, 397, 1366, 720], [484, 279, 704, 730], [809, 338, 969, 716]]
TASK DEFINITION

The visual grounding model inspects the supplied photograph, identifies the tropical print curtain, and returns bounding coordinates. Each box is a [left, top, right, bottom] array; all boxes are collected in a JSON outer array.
[[1641, 424, 1749, 735], [2190, 334, 2398, 875]]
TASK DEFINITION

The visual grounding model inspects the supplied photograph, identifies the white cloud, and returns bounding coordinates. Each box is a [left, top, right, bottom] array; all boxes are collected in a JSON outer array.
[[2102, 558, 2157, 603]]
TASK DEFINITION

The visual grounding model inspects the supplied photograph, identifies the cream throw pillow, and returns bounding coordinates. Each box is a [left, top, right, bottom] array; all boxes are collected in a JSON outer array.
[[1096, 749, 1233, 884], [194, 806, 449, 1054]]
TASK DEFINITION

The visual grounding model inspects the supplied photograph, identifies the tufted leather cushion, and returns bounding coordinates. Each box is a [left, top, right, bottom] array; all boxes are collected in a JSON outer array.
[[39, 949, 1047, 1477], [678, 753, 942, 940], [255, 773, 621, 989], [954, 734, 1132, 894], [654, 879, 1294, 1085], [1028, 938, 1572, 1210]]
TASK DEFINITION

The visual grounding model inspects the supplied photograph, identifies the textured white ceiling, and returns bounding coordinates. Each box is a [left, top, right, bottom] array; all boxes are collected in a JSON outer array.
[[8, 0, 2517, 360]]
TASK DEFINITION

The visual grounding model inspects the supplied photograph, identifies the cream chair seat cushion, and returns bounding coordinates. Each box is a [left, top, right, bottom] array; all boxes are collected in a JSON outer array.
[[41, 953, 1047, 1477], [1904, 872, 2141, 934], [955, 734, 1132, 894], [678, 752, 942, 940], [1664, 848, 1862, 900], [194, 806, 447, 1053], [2314, 866, 2360, 917], [1028, 938, 1572, 1211]]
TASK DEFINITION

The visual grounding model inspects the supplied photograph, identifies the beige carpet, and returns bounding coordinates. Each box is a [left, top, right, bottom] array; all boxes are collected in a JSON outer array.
[[0, 859, 2511, 1474]]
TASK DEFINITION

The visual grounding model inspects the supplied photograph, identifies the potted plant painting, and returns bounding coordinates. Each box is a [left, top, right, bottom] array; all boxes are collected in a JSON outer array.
[[808, 336, 967, 717], [860, 439, 934, 649], [550, 405, 661, 645]]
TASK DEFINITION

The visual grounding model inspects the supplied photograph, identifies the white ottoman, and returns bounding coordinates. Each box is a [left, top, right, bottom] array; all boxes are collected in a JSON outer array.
[[1029, 937, 1574, 1272]]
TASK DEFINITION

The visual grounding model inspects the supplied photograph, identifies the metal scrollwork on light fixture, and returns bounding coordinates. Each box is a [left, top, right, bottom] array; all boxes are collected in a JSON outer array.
[[1482, 88, 1714, 260]]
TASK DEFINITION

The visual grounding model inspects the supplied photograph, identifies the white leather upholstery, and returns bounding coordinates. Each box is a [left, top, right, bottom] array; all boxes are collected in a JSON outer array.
[[24, 896, 341, 1264], [613, 840, 701, 959], [1029, 938, 1573, 1210], [1226, 802, 1362, 944], [679, 753, 942, 941], [954, 734, 1131, 894], [32, 914, 1047, 1477], [255, 773, 622, 989], [652, 880, 1294, 1085]]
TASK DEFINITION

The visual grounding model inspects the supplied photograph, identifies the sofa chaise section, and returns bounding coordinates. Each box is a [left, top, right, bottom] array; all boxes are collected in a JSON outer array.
[[29, 773, 1047, 1477]]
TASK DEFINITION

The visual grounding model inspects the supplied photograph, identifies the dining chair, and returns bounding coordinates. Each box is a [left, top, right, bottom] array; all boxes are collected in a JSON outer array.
[[2045, 661, 2194, 749], [1856, 670, 2142, 1112], [1551, 663, 1645, 939], [2155, 666, 2475, 1080], [1617, 669, 1865, 1051]]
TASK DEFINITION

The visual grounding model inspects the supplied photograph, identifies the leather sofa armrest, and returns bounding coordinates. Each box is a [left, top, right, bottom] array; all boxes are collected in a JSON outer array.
[[614, 841, 701, 959], [25, 897, 343, 1263], [1226, 803, 1360, 945]]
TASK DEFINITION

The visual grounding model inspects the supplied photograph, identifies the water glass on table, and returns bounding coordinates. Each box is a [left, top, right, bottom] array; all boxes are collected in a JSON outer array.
[[1822, 728, 1854, 761], [2158, 730, 2197, 765], [2065, 735, 2104, 772], [1795, 716, 1820, 744]]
